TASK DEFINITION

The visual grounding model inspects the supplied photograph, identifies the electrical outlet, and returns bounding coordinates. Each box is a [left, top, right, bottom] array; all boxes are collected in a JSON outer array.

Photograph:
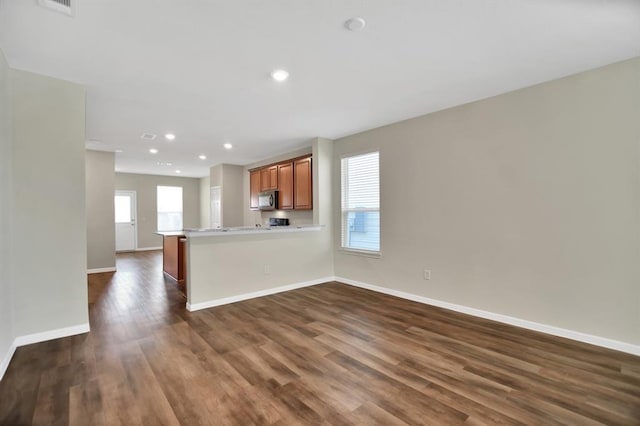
[[423, 269, 431, 280], [264, 265, 271, 275]]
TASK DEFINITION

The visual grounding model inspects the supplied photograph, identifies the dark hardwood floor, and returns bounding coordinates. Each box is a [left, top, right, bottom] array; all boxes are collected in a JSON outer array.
[[1, 251, 639, 425]]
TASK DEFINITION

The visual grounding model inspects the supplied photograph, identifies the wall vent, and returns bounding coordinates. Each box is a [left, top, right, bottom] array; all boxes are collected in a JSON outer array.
[[140, 133, 157, 141], [39, 0, 75, 17]]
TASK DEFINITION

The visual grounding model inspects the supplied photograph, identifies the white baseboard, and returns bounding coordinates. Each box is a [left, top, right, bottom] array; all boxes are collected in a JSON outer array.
[[336, 277, 640, 357], [1, 323, 90, 382], [135, 246, 162, 252], [13, 323, 90, 348], [0, 340, 17, 382], [186, 277, 334, 312], [87, 266, 116, 274]]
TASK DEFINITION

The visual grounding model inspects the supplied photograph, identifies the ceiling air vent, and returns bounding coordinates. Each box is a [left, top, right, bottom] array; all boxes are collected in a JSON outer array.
[[140, 133, 157, 141], [39, 0, 75, 17]]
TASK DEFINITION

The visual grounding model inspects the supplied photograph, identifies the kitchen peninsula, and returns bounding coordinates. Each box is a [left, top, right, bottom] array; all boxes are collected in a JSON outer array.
[[183, 224, 332, 311]]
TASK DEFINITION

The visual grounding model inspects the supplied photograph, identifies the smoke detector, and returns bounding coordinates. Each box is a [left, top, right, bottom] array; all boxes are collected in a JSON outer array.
[[39, 0, 76, 17], [344, 17, 366, 32]]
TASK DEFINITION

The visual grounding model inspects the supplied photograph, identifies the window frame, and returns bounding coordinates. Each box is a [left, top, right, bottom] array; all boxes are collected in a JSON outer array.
[[339, 150, 381, 257]]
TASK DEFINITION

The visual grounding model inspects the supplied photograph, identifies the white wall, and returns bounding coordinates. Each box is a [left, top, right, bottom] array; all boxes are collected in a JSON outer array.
[[333, 57, 640, 346], [11, 68, 89, 337], [0, 50, 15, 378], [86, 150, 115, 270]]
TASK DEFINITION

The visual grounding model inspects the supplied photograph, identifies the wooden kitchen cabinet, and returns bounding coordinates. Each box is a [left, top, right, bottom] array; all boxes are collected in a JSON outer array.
[[250, 169, 261, 209], [277, 162, 294, 210], [161, 233, 186, 294], [260, 166, 278, 191], [249, 155, 312, 211], [294, 156, 312, 210]]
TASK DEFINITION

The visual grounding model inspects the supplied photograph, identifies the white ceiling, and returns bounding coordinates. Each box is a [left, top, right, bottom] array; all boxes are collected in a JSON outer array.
[[1, 0, 639, 178]]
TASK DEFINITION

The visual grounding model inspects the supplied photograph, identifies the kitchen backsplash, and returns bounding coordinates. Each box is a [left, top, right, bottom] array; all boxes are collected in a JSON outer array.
[[245, 209, 314, 226]]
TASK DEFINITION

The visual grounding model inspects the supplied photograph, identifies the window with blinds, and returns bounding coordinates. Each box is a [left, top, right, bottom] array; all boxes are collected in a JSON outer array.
[[341, 151, 380, 253], [157, 186, 183, 231]]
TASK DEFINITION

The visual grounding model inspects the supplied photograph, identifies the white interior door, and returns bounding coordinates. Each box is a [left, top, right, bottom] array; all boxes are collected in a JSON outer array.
[[115, 190, 137, 252], [210, 186, 221, 229]]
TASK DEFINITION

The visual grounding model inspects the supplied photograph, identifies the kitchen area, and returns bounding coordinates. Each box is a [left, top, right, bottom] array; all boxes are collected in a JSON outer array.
[[156, 138, 334, 309]]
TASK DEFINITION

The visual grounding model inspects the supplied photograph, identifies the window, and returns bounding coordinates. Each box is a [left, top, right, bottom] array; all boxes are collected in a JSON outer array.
[[157, 186, 183, 231], [341, 151, 380, 253]]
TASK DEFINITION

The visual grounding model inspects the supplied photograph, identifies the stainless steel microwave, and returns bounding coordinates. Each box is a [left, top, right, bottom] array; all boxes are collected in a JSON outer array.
[[258, 190, 278, 210]]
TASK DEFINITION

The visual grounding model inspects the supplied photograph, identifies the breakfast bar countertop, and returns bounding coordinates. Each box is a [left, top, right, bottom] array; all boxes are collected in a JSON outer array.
[[183, 224, 324, 238]]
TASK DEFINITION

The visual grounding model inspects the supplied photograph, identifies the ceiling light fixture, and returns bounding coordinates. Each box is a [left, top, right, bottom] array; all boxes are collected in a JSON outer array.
[[165, 133, 176, 141], [223, 143, 233, 150], [344, 17, 366, 32], [199, 155, 207, 160], [175, 170, 182, 174], [149, 148, 158, 154], [114, 149, 123, 153], [271, 69, 289, 82]]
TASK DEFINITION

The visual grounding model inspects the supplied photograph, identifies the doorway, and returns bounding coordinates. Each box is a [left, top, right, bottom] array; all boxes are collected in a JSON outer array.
[[115, 190, 137, 252]]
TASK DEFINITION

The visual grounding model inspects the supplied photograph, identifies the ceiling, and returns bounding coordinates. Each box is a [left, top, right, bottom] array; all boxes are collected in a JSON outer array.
[[1, 0, 639, 178]]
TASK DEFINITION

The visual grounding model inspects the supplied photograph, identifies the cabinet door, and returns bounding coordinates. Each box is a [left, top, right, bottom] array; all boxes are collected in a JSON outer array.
[[250, 170, 261, 209], [294, 156, 312, 210], [278, 162, 294, 210], [260, 166, 278, 191]]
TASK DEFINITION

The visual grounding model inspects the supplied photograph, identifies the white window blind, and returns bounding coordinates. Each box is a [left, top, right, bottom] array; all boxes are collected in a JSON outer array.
[[341, 151, 380, 252], [157, 186, 183, 231]]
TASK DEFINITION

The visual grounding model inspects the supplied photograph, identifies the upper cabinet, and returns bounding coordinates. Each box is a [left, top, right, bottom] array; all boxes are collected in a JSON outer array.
[[249, 170, 261, 209], [249, 155, 312, 211], [277, 162, 294, 210], [294, 156, 312, 210], [260, 166, 278, 191]]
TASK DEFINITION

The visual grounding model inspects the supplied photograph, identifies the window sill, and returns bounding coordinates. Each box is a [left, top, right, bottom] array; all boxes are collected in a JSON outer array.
[[338, 248, 381, 258]]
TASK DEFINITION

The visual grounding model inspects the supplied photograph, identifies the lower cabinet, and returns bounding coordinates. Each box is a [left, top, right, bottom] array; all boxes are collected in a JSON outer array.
[[162, 234, 186, 294]]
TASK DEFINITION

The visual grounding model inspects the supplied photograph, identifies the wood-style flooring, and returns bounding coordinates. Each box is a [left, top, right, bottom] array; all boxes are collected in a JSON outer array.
[[1, 250, 639, 425]]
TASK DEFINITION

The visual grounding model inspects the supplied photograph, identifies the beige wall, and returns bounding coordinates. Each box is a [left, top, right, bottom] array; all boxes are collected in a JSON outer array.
[[187, 231, 333, 306], [0, 49, 14, 373], [243, 147, 314, 226], [221, 164, 244, 227], [115, 173, 200, 248], [199, 175, 210, 228], [86, 150, 115, 270], [11, 68, 89, 336], [210, 164, 245, 227], [333, 57, 640, 345]]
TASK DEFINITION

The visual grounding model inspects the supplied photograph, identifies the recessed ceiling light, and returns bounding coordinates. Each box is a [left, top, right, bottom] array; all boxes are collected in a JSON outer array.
[[149, 148, 158, 154], [157, 162, 172, 166], [165, 133, 176, 141], [271, 69, 289, 82], [175, 170, 181, 174], [344, 17, 366, 31], [223, 143, 233, 150], [114, 149, 123, 153], [199, 155, 207, 160]]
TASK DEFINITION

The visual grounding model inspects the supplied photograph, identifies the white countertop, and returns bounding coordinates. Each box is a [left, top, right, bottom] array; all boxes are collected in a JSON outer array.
[[182, 224, 324, 237]]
